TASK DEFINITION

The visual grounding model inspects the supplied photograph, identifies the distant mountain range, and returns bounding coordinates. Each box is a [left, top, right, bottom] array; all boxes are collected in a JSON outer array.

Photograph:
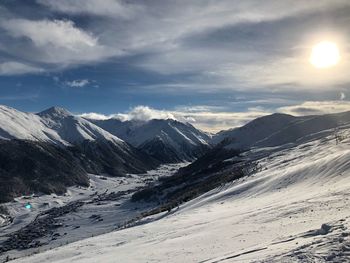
[[0, 105, 211, 202], [1, 104, 350, 203], [133, 110, 350, 205]]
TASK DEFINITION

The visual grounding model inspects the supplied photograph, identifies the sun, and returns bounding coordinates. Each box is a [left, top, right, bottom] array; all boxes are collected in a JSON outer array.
[[310, 41, 340, 69]]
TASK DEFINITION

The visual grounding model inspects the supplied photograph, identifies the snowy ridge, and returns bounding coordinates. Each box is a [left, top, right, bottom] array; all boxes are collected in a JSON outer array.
[[213, 111, 350, 149], [0, 105, 124, 146], [38, 107, 124, 145], [90, 118, 211, 147], [0, 105, 63, 144], [253, 111, 350, 148], [89, 118, 212, 162]]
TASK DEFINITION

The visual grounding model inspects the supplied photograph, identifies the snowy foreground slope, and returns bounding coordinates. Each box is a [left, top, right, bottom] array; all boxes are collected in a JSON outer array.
[[13, 127, 350, 262]]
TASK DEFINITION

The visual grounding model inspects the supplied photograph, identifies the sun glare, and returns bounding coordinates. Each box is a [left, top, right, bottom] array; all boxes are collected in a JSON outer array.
[[310, 41, 340, 69]]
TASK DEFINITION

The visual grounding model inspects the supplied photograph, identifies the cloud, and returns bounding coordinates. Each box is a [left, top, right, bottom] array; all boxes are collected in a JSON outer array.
[[123, 3, 350, 95], [0, 0, 350, 98], [82, 106, 176, 122], [0, 18, 116, 67], [278, 101, 350, 116], [2, 19, 97, 49], [81, 100, 350, 133], [37, 0, 139, 19], [0, 61, 43, 75], [80, 112, 113, 120], [64, 79, 90, 88], [80, 105, 270, 133], [121, 106, 176, 121]]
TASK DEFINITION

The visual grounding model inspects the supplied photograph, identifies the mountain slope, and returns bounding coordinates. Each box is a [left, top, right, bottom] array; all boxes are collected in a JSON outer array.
[[0, 138, 159, 203], [90, 118, 212, 162], [38, 107, 123, 145], [212, 111, 350, 149], [0, 105, 160, 202], [12, 115, 350, 263], [0, 140, 88, 203], [0, 105, 160, 171], [134, 110, 350, 206], [0, 105, 63, 144], [212, 113, 308, 148], [254, 111, 350, 148], [0, 105, 124, 146]]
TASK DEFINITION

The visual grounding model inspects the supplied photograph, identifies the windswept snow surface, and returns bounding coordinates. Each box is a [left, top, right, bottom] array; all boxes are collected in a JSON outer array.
[[11, 127, 350, 262]]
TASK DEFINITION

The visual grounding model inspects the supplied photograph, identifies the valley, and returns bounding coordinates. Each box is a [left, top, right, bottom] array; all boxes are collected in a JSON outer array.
[[0, 163, 188, 262], [1, 1, 350, 262], [0, 105, 350, 262], [6, 124, 350, 263]]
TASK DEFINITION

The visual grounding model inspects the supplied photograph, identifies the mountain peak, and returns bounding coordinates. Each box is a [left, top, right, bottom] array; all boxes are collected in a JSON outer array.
[[38, 106, 72, 118]]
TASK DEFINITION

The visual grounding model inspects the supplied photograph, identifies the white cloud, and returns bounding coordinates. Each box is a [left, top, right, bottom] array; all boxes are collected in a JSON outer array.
[[79, 105, 270, 133], [2, 19, 97, 49], [80, 100, 350, 133], [0, 18, 116, 66], [1, 0, 350, 93], [80, 106, 175, 122], [278, 101, 350, 116], [225, 52, 350, 89], [37, 0, 139, 19], [0, 61, 43, 75], [116, 106, 176, 122], [65, 79, 90, 88], [80, 112, 114, 120]]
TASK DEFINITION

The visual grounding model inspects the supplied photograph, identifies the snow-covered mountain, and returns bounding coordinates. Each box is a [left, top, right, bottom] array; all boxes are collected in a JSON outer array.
[[0, 105, 123, 146], [0, 105, 159, 202], [0, 105, 63, 144], [144, 110, 350, 207], [90, 118, 212, 162], [213, 111, 350, 149], [9, 113, 350, 263], [38, 107, 124, 145]]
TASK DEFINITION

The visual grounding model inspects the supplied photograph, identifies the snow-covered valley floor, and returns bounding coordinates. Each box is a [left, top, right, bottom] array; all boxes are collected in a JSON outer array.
[[5, 129, 350, 262], [0, 163, 188, 262]]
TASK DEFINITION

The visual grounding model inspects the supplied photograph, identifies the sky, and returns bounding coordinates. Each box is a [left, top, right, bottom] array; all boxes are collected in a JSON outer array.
[[0, 0, 349, 132]]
